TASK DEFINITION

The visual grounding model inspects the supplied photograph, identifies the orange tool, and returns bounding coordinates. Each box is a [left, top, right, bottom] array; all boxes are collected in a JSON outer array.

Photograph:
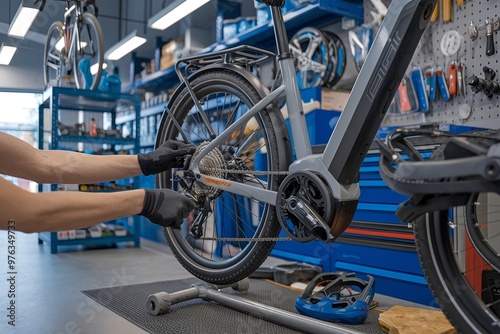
[[398, 80, 412, 112], [456, 0, 464, 8], [431, 1, 439, 22], [443, 0, 452, 22], [448, 62, 457, 96]]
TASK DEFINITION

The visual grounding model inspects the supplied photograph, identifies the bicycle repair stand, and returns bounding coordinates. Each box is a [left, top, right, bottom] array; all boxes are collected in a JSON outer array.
[[146, 278, 364, 334]]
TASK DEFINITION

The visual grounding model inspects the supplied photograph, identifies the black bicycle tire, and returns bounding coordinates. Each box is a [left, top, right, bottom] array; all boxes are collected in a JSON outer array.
[[158, 69, 284, 284], [72, 13, 104, 90], [43, 21, 64, 88], [465, 192, 500, 271], [414, 210, 500, 333]]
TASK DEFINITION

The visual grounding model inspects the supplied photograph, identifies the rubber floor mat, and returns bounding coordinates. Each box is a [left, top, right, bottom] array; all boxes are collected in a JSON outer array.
[[82, 278, 383, 334]]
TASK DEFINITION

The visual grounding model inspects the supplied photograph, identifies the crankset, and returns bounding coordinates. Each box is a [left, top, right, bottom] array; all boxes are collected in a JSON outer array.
[[276, 171, 335, 242]]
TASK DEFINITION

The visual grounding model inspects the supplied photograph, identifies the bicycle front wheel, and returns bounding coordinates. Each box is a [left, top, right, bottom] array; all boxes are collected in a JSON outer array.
[[72, 13, 104, 90], [414, 208, 500, 333], [44, 21, 64, 88], [157, 69, 288, 284]]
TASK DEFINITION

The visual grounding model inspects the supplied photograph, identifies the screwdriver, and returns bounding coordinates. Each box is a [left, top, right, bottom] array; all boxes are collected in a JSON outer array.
[[486, 19, 495, 56]]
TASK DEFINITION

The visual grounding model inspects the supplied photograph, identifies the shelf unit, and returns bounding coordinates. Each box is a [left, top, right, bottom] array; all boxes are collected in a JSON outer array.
[[120, 0, 362, 147], [38, 86, 142, 254], [124, 0, 363, 93]]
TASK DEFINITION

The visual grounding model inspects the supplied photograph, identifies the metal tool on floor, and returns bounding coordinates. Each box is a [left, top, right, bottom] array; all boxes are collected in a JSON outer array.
[[146, 278, 365, 334]]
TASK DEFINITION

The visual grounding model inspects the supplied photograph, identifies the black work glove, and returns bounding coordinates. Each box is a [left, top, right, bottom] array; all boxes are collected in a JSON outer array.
[[139, 189, 195, 228], [137, 140, 196, 176]]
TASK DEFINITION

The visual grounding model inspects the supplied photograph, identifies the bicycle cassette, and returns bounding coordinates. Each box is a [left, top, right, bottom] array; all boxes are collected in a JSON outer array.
[[295, 272, 375, 325]]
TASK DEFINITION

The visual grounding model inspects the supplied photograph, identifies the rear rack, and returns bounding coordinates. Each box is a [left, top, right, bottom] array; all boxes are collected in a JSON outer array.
[[174, 45, 277, 83]]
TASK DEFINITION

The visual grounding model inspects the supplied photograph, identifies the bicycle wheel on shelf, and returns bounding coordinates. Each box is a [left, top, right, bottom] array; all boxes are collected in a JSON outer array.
[[289, 27, 331, 89], [44, 21, 64, 88], [414, 206, 500, 333], [156, 69, 290, 284], [72, 13, 104, 90]]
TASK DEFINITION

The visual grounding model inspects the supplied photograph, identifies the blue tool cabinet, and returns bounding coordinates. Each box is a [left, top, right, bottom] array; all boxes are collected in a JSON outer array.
[[268, 87, 435, 305]]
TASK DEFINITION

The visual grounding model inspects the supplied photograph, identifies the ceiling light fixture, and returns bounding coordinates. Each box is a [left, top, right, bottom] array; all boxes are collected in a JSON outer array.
[[148, 0, 211, 30], [8, 0, 40, 38], [0, 45, 18, 65], [104, 30, 147, 61]]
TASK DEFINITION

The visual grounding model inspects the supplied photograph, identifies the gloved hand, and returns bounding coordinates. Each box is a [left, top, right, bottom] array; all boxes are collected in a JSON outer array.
[[139, 189, 196, 228], [137, 140, 196, 175]]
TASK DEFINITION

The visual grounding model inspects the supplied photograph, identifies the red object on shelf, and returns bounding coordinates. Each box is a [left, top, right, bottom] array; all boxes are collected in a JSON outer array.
[[90, 118, 97, 137]]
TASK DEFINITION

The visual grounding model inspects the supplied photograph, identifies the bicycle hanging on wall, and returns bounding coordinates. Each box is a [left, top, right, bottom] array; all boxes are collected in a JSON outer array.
[[37, 0, 104, 90]]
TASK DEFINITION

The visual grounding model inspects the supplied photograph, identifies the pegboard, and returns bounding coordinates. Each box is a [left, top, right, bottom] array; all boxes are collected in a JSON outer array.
[[367, 0, 500, 129]]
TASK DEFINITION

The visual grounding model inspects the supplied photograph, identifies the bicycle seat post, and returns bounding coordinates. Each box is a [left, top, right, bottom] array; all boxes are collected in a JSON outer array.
[[270, 4, 312, 158]]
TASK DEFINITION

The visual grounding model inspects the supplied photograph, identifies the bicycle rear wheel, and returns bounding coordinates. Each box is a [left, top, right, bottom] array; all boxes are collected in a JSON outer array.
[[44, 21, 64, 88], [157, 69, 289, 284], [72, 13, 103, 90], [414, 208, 500, 333]]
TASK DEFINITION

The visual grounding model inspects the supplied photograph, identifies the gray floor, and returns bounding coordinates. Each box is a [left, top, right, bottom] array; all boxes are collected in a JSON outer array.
[[0, 232, 430, 334]]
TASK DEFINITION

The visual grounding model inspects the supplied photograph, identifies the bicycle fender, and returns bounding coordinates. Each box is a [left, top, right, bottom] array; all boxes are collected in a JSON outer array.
[[160, 63, 293, 171]]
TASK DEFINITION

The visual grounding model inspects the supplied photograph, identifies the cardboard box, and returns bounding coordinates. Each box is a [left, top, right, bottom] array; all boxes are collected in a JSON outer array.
[[160, 55, 175, 70], [161, 38, 184, 57]]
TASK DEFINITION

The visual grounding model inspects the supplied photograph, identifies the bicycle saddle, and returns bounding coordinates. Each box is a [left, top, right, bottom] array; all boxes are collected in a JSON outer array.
[[256, 0, 285, 7], [295, 272, 375, 325]]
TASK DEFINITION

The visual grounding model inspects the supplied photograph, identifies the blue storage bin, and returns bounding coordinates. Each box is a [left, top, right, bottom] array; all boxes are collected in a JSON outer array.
[[222, 18, 240, 40]]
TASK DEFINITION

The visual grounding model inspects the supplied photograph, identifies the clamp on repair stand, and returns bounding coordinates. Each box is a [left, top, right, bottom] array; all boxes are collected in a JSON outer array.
[[146, 278, 365, 334]]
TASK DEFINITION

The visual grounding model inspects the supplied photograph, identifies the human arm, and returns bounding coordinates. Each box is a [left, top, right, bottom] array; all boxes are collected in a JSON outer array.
[[0, 132, 140, 184], [0, 177, 195, 233], [0, 132, 195, 183]]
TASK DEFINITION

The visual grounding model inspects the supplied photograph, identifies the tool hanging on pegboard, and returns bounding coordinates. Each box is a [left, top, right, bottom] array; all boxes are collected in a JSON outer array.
[[379, 0, 500, 129]]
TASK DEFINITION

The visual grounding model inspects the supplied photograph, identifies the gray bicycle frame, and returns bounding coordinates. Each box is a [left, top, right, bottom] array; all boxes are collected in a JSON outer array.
[[191, 0, 436, 206], [46, 2, 87, 76]]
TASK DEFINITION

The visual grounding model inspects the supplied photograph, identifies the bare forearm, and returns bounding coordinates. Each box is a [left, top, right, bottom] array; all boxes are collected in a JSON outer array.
[[36, 150, 142, 184], [15, 190, 145, 233], [0, 132, 142, 183]]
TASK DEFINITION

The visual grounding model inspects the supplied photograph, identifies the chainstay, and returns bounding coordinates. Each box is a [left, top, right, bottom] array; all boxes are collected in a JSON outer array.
[[195, 168, 290, 242], [199, 236, 292, 242], [205, 167, 289, 176]]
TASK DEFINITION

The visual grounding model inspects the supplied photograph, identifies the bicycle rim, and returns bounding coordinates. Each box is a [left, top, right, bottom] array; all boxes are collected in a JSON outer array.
[[157, 70, 283, 284], [73, 13, 103, 90], [414, 210, 500, 333], [44, 21, 64, 88], [466, 192, 500, 269]]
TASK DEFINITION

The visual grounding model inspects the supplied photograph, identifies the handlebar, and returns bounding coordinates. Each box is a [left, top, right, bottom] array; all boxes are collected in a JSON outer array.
[[34, 0, 46, 11]]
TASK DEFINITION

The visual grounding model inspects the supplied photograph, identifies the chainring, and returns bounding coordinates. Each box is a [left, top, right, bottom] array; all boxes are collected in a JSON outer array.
[[276, 170, 335, 242]]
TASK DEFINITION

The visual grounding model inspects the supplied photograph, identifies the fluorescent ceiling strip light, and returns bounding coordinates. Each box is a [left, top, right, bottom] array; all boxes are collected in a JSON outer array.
[[8, 6, 39, 38], [0, 46, 18, 65], [104, 30, 147, 61], [149, 0, 211, 30]]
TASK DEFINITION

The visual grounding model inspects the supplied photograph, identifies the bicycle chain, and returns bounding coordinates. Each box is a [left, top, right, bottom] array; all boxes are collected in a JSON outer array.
[[195, 167, 293, 242]]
